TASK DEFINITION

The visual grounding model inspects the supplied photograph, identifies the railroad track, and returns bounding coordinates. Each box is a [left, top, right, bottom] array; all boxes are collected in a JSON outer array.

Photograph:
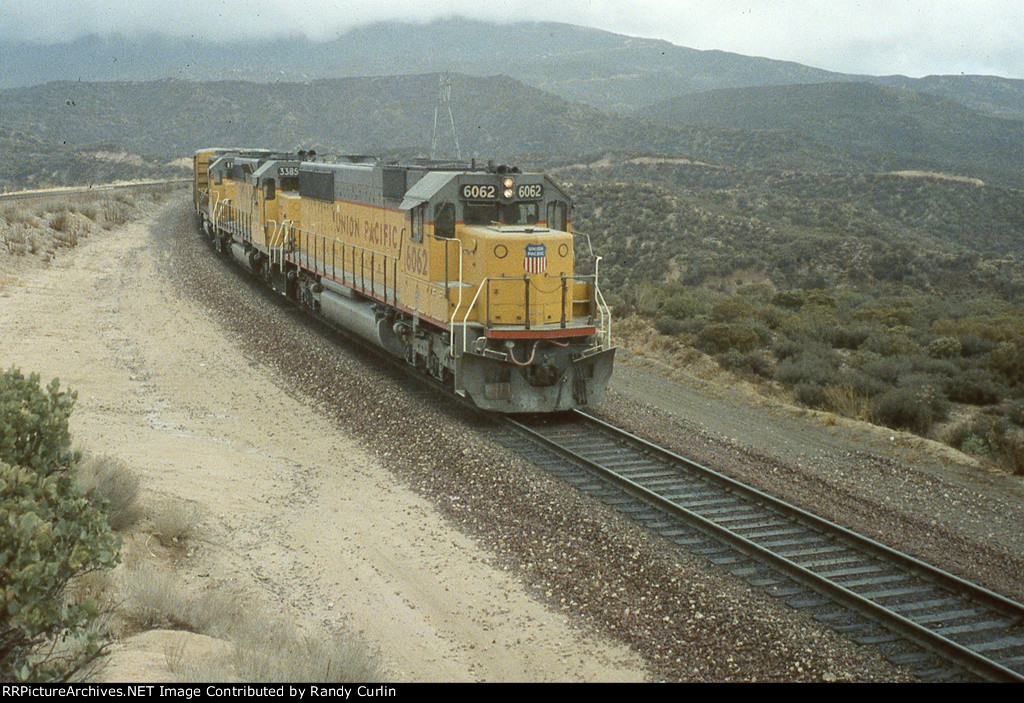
[[0, 178, 189, 203], [496, 410, 1024, 682]]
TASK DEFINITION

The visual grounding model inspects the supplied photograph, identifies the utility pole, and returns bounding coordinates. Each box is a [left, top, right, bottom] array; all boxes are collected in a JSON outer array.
[[430, 73, 461, 161]]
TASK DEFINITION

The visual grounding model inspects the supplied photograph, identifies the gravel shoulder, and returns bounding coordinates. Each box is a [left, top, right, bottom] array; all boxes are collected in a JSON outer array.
[[0, 195, 915, 681]]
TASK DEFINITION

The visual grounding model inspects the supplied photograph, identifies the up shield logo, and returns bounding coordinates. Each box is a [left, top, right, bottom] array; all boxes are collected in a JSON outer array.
[[524, 243, 547, 274]]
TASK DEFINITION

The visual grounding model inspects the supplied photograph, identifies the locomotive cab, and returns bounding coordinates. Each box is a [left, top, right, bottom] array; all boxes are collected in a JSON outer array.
[[399, 168, 615, 412]]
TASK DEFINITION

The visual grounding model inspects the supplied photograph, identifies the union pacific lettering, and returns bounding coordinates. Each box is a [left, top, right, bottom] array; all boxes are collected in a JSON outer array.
[[329, 205, 404, 255]]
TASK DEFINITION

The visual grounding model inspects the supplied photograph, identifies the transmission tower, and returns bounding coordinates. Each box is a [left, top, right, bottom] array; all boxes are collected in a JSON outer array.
[[430, 73, 461, 161]]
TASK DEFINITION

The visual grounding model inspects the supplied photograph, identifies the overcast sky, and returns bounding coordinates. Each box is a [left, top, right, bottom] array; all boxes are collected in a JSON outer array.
[[1, 0, 1021, 79]]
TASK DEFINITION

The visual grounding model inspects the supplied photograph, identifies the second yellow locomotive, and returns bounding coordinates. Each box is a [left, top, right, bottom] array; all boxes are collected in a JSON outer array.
[[193, 148, 614, 413]]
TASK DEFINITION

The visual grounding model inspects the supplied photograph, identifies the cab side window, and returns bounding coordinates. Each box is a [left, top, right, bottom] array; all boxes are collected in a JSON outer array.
[[434, 202, 455, 238], [411, 205, 424, 242], [264, 178, 276, 200], [547, 201, 567, 231]]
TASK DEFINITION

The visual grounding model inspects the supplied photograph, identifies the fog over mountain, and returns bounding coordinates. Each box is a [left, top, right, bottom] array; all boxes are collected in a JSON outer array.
[[3, 19, 1024, 121]]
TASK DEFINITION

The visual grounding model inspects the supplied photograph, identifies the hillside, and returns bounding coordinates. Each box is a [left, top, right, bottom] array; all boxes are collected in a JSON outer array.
[[0, 124, 181, 191], [4, 20, 1024, 120], [640, 82, 1024, 188], [0, 74, 870, 176]]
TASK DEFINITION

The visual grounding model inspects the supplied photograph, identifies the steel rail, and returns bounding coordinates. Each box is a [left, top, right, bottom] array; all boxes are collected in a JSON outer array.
[[504, 410, 1024, 682]]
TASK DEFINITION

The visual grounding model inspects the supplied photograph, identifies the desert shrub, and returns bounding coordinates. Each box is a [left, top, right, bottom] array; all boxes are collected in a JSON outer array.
[[945, 368, 1004, 405], [804, 289, 836, 307], [0, 369, 120, 682], [756, 304, 790, 330], [3, 207, 36, 226], [661, 291, 711, 320], [959, 334, 995, 357], [794, 382, 828, 408], [49, 210, 73, 233], [0, 368, 79, 473], [696, 322, 761, 354], [927, 336, 962, 359], [824, 322, 876, 350], [944, 415, 1024, 474], [772, 335, 808, 361], [990, 340, 1024, 386], [654, 316, 686, 336], [151, 500, 203, 548], [710, 297, 754, 322], [863, 327, 921, 357], [717, 350, 775, 378], [855, 353, 912, 385], [100, 199, 133, 228], [772, 289, 806, 309], [775, 347, 840, 384], [76, 454, 141, 532], [871, 387, 947, 434]]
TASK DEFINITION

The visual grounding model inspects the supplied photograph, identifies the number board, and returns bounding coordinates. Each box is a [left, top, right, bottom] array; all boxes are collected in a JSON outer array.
[[460, 184, 497, 200], [278, 166, 299, 177], [516, 184, 544, 200]]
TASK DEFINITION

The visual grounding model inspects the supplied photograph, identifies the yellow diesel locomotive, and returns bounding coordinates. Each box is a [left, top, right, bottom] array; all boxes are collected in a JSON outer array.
[[192, 148, 614, 413]]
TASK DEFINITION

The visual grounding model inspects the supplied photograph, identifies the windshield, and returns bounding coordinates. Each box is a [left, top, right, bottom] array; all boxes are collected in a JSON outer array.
[[462, 202, 540, 226]]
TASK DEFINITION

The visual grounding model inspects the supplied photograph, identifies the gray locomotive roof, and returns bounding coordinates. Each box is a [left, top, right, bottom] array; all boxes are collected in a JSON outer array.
[[399, 171, 458, 211]]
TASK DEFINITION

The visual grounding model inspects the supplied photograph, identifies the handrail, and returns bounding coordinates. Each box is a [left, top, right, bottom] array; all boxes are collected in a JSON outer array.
[[460, 277, 490, 354], [437, 236, 464, 357]]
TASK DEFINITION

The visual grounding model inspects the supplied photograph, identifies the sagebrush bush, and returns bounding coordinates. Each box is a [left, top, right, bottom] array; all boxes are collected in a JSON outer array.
[[151, 500, 203, 548], [871, 387, 947, 434], [696, 322, 761, 354], [927, 336, 962, 359], [945, 368, 1004, 405], [990, 340, 1024, 386], [77, 454, 141, 532]]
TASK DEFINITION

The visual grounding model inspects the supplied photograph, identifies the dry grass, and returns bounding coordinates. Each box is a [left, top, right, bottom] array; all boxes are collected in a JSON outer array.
[[77, 454, 142, 532], [120, 560, 241, 635], [169, 614, 384, 683], [822, 384, 873, 422], [150, 500, 203, 548], [121, 559, 384, 682]]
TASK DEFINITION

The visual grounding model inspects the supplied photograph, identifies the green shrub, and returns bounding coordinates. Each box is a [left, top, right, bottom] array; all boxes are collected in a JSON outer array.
[[0, 368, 79, 475], [945, 368, 1004, 405], [696, 322, 761, 354], [944, 415, 1024, 474], [653, 316, 686, 336], [864, 327, 921, 357], [871, 387, 947, 434], [772, 289, 806, 310], [776, 347, 841, 388], [717, 350, 775, 378], [927, 336, 962, 359], [661, 292, 710, 320], [990, 340, 1024, 386], [710, 297, 754, 322], [0, 369, 120, 682]]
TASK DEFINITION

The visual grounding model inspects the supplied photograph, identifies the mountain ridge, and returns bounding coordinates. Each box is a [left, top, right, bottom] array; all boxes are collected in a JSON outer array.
[[3, 19, 1023, 120]]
